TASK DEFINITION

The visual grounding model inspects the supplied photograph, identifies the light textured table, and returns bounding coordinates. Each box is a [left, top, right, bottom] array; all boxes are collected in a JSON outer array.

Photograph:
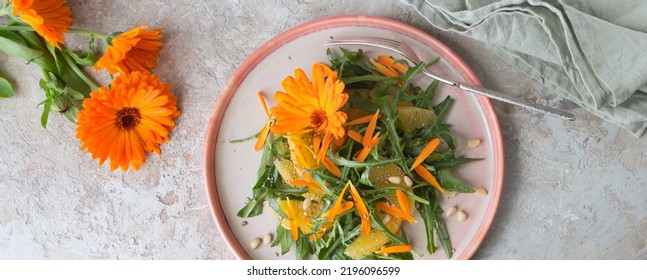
[[1, 0, 645, 260]]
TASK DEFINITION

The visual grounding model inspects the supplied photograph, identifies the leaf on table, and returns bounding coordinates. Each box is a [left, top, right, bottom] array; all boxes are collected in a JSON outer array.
[[0, 76, 13, 98]]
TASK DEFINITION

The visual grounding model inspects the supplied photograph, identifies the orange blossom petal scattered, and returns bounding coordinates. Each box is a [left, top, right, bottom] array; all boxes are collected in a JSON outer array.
[[410, 138, 440, 170], [254, 92, 272, 151], [413, 165, 444, 192], [375, 244, 413, 254], [348, 181, 371, 234]]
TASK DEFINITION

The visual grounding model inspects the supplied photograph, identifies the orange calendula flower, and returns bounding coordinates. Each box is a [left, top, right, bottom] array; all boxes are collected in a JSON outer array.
[[375, 244, 413, 254], [75, 71, 180, 171], [271, 63, 349, 163], [11, 0, 73, 48], [94, 26, 164, 76], [347, 110, 381, 162]]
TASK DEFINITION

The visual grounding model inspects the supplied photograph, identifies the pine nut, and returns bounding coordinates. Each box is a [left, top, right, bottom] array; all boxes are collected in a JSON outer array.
[[302, 197, 312, 210], [467, 138, 481, 148], [457, 210, 468, 222], [249, 238, 262, 249], [474, 188, 488, 196], [387, 176, 402, 184], [382, 214, 392, 224], [444, 206, 457, 217], [263, 233, 273, 244], [403, 176, 413, 187], [443, 191, 457, 199]]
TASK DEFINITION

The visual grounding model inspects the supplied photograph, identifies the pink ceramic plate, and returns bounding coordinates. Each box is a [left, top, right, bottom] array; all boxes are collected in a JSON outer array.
[[204, 15, 504, 260]]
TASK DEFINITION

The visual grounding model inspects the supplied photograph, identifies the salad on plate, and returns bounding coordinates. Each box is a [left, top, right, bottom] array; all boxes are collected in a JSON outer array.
[[237, 48, 481, 260]]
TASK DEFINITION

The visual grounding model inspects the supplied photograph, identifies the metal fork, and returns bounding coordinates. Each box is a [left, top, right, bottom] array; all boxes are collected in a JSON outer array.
[[323, 37, 576, 121]]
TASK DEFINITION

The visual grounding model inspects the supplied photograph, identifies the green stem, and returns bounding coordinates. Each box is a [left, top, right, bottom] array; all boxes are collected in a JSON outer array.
[[68, 28, 107, 40], [61, 50, 99, 92], [0, 25, 33, 31]]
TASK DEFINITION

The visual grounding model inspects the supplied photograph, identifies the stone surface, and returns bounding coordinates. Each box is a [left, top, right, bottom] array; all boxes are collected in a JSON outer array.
[[1, 0, 645, 260]]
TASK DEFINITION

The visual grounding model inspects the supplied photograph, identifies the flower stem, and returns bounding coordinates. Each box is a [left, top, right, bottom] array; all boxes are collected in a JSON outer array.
[[68, 28, 107, 40], [0, 25, 33, 31], [61, 50, 99, 92]]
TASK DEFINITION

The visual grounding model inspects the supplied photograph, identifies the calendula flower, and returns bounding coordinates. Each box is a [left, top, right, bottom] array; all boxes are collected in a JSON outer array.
[[271, 63, 349, 163], [94, 26, 164, 76], [75, 71, 180, 171], [11, 0, 73, 48]]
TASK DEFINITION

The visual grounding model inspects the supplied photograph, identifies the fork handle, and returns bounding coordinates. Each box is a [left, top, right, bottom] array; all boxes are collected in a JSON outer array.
[[456, 83, 575, 120]]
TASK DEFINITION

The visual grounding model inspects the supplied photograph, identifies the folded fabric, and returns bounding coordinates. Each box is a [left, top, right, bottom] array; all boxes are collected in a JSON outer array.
[[401, 0, 647, 136]]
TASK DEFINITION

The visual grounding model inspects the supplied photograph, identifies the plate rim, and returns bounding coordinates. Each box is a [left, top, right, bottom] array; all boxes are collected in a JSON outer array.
[[203, 14, 505, 260]]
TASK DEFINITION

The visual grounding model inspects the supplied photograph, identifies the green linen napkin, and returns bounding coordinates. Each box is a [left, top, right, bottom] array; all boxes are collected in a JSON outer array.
[[401, 0, 647, 136]]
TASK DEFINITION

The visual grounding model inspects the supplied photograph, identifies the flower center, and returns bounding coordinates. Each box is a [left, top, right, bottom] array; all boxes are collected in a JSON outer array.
[[310, 109, 328, 132], [116, 107, 141, 131]]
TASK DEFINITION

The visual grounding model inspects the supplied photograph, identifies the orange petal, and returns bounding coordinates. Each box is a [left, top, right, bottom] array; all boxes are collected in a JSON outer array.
[[257, 91, 271, 118], [355, 147, 371, 162], [345, 114, 374, 126], [348, 182, 370, 234], [373, 60, 398, 77], [347, 130, 364, 143], [377, 55, 408, 72], [254, 122, 270, 151], [410, 138, 440, 170], [297, 172, 323, 190], [376, 201, 415, 224], [286, 198, 299, 241], [396, 189, 411, 216], [363, 111, 380, 146], [289, 177, 322, 191], [327, 182, 350, 223], [322, 157, 341, 177], [414, 165, 444, 192], [375, 244, 413, 254], [323, 201, 354, 218], [333, 134, 347, 149]]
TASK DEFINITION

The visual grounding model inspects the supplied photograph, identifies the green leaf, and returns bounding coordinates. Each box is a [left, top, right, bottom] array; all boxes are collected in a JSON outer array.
[[13, 30, 58, 72], [47, 45, 92, 95], [65, 49, 97, 67], [296, 234, 313, 260], [0, 76, 13, 98], [0, 30, 44, 61], [436, 169, 475, 193], [271, 224, 292, 255], [433, 156, 482, 170], [40, 99, 52, 128]]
